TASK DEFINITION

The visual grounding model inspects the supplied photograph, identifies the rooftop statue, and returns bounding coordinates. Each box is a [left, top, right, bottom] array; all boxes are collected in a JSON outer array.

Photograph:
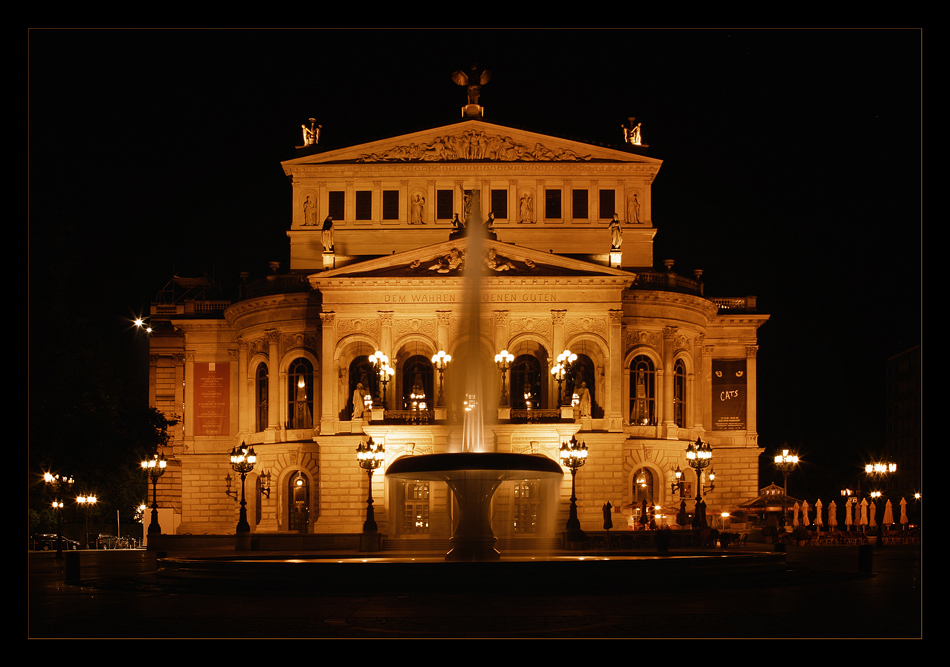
[[452, 65, 491, 105]]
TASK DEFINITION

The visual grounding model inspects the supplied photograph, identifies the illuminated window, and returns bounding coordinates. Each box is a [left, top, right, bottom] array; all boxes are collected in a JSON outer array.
[[403, 482, 429, 534], [401, 355, 434, 411], [630, 355, 656, 425], [513, 481, 539, 533], [255, 363, 268, 432], [674, 359, 687, 427], [287, 358, 313, 430], [511, 355, 542, 409]]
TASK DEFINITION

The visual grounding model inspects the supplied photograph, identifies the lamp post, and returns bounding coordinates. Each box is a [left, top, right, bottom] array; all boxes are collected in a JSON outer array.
[[559, 434, 588, 542], [77, 495, 97, 549], [356, 436, 385, 551], [431, 350, 451, 408], [495, 350, 513, 406], [774, 449, 798, 529], [44, 472, 74, 559], [141, 452, 167, 539], [370, 350, 395, 409], [229, 442, 256, 547], [686, 438, 712, 531], [551, 349, 577, 407], [670, 465, 685, 496]]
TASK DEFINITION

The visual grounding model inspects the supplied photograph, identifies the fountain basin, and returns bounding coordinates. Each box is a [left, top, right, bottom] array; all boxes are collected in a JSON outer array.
[[386, 453, 563, 561]]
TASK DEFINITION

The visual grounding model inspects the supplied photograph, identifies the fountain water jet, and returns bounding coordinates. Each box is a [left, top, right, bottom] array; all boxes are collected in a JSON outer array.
[[386, 194, 564, 561]]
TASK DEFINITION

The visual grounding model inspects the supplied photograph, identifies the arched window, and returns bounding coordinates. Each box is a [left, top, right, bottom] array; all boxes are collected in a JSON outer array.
[[511, 354, 542, 410], [401, 355, 434, 411], [288, 357, 313, 429], [630, 355, 656, 425], [673, 359, 687, 428], [255, 362, 268, 432], [633, 467, 655, 504], [571, 354, 597, 417]]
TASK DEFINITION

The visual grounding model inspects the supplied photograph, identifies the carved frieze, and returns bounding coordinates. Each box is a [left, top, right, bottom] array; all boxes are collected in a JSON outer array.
[[624, 329, 662, 352], [336, 318, 381, 338], [566, 317, 607, 337], [356, 130, 592, 163], [394, 317, 437, 337]]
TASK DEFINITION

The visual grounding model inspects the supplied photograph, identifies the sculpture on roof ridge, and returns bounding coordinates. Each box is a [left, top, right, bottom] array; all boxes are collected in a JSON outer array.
[[452, 65, 491, 106]]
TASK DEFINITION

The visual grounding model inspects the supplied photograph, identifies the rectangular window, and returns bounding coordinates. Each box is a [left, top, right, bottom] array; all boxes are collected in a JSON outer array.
[[491, 189, 508, 219], [382, 190, 399, 220], [545, 189, 561, 219], [572, 189, 588, 219], [355, 191, 372, 220], [437, 189, 453, 220], [328, 191, 345, 221], [599, 189, 616, 219]]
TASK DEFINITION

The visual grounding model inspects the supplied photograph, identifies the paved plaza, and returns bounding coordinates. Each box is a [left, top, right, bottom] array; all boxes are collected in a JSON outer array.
[[29, 545, 921, 639]]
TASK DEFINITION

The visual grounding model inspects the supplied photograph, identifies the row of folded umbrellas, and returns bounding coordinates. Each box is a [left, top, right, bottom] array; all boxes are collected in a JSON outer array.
[[786, 497, 911, 528]]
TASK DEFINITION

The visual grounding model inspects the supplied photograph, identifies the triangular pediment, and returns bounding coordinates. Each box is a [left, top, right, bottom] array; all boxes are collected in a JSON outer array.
[[309, 237, 636, 286], [283, 119, 661, 169]]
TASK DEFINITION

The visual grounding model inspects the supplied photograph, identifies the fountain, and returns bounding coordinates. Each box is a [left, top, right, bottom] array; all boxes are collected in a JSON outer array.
[[386, 196, 564, 561]]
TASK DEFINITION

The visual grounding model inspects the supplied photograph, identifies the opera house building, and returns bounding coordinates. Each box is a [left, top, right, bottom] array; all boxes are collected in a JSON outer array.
[[146, 98, 768, 547]]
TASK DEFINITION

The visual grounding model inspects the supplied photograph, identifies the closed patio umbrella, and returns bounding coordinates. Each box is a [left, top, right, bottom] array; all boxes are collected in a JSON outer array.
[[859, 498, 869, 528], [900, 498, 908, 527], [793, 501, 800, 526], [801, 500, 810, 527], [814, 499, 824, 528], [845, 500, 853, 529], [828, 500, 837, 529], [883, 499, 894, 526], [869, 499, 877, 528]]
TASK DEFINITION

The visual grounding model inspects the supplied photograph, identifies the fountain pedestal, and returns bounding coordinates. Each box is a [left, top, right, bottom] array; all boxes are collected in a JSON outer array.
[[387, 452, 564, 561]]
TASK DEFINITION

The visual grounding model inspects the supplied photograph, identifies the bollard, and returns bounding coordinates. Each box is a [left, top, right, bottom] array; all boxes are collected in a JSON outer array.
[[64, 551, 81, 585], [858, 544, 873, 573]]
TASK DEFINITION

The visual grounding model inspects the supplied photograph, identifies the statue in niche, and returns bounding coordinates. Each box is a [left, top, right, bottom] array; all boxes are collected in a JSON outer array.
[[352, 383, 367, 420], [627, 194, 641, 224], [410, 193, 426, 224], [303, 196, 317, 226], [576, 382, 592, 418], [519, 193, 534, 224], [451, 65, 491, 105], [609, 213, 623, 249], [322, 216, 334, 252]]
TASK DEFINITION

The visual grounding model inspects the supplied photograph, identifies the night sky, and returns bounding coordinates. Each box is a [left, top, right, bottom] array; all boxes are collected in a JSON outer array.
[[29, 29, 921, 500]]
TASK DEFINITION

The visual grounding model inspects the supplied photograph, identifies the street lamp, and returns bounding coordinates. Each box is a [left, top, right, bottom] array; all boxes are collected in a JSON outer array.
[[77, 495, 97, 549], [356, 436, 385, 551], [559, 434, 588, 542], [228, 442, 256, 546], [141, 452, 167, 538], [686, 438, 712, 530], [670, 465, 684, 496], [551, 350, 577, 407], [44, 472, 74, 559], [495, 350, 514, 406], [431, 350, 451, 408], [773, 448, 798, 529], [370, 350, 395, 409]]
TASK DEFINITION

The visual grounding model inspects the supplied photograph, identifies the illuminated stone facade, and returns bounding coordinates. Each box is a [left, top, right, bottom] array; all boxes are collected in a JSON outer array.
[[147, 116, 768, 539]]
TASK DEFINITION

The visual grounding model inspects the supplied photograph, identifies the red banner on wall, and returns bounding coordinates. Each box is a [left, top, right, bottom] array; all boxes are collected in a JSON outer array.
[[712, 359, 746, 431], [194, 362, 229, 436]]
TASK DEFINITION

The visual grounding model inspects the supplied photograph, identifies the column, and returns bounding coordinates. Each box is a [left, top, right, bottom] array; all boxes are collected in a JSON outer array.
[[265, 330, 280, 442], [319, 313, 336, 434], [662, 326, 677, 438], [379, 312, 394, 409]]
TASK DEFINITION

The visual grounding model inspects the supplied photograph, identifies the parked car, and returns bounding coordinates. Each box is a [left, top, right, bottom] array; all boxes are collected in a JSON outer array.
[[31, 534, 80, 551]]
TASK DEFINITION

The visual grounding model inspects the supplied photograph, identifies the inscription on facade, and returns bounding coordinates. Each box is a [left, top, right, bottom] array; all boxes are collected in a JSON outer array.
[[383, 292, 559, 303]]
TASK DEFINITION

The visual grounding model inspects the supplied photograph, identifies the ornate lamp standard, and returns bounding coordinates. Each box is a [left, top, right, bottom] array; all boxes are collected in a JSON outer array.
[[76, 495, 97, 549], [865, 461, 897, 533], [685, 438, 712, 530], [431, 350, 451, 408], [370, 350, 395, 409], [551, 349, 577, 407], [774, 448, 798, 529], [229, 442, 257, 547], [141, 452, 167, 539], [670, 465, 684, 496], [494, 350, 514, 406], [559, 434, 588, 542], [44, 472, 74, 559], [356, 436, 385, 551]]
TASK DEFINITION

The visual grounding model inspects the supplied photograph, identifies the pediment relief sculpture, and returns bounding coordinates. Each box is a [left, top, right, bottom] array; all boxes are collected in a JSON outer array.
[[355, 130, 592, 163], [406, 246, 538, 276]]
